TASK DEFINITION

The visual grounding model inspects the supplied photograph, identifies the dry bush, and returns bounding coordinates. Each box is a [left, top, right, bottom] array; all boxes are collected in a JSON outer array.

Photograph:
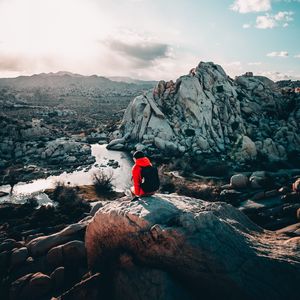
[[176, 182, 221, 201], [93, 170, 114, 195], [51, 181, 90, 220], [52, 182, 81, 205]]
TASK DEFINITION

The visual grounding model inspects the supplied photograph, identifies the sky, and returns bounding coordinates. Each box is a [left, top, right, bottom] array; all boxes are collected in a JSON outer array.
[[0, 0, 299, 80]]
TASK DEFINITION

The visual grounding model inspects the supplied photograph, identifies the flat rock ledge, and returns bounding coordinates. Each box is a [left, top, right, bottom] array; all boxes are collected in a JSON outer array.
[[86, 194, 300, 300]]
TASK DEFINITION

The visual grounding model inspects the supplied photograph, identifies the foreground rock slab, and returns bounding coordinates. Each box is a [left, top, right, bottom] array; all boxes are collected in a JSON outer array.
[[86, 194, 300, 300]]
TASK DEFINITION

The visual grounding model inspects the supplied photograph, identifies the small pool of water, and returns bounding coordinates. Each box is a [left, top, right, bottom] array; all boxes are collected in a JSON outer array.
[[0, 144, 133, 204]]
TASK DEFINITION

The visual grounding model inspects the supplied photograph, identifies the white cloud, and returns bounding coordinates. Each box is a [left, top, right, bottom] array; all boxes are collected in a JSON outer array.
[[294, 54, 300, 58], [255, 11, 293, 29], [248, 62, 262, 65], [243, 24, 251, 28], [256, 15, 276, 28], [258, 71, 300, 81], [274, 11, 293, 21], [267, 51, 289, 57], [224, 61, 242, 67], [223, 61, 243, 74], [0, 0, 186, 80], [230, 0, 271, 13]]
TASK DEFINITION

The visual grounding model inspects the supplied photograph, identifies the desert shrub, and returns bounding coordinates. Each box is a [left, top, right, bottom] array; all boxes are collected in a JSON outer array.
[[31, 204, 56, 225], [51, 182, 90, 221], [24, 197, 39, 208], [93, 170, 114, 195], [52, 182, 81, 205]]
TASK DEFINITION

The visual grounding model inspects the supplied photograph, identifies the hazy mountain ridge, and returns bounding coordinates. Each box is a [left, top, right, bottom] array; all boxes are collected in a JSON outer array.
[[0, 72, 156, 90]]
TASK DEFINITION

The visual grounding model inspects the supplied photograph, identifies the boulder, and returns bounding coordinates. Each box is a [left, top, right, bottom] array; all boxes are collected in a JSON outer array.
[[0, 250, 10, 272], [47, 244, 63, 268], [230, 174, 249, 189], [10, 247, 28, 267], [107, 134, 129, 150], [235, 135, 257, 161], [86, 194, 300, 300], [66, 156, 77, 163], [292, 178, 300, 193], [47, 240, 86, 268], [249, 171, 268, 189], [107, 143, 124, 151], [9, 256, 46, 282], [27, 221, 89, 257], [10, 272, 52, 300], [0, 190, 9, 197], [51, 266, 65, 290], [63, 240, 86, 264], [276, 222, 300, 236], [0, 239, 21, 252]]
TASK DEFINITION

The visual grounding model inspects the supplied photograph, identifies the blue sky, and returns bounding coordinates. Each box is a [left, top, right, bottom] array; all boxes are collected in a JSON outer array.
[[0, 0, 299, 80]]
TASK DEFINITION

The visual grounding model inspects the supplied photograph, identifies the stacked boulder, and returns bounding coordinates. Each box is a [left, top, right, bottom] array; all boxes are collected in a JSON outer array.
[[107, 62, 300, 163], [0, 220, 90, 300]]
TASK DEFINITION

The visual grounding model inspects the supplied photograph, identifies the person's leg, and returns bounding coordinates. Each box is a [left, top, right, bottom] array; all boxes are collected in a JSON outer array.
[[130, 187, 140, 201], [130, 186, 136, 196]]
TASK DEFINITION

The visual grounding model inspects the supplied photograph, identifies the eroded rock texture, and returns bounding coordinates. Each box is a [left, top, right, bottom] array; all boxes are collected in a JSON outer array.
[[108, 62, 300, 163], [85, 194, 300, 300]]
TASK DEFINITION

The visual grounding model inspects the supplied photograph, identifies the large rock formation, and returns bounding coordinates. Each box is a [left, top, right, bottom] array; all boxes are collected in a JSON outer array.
[[85, 194, 300, 300], [107, 62, 300, 163]]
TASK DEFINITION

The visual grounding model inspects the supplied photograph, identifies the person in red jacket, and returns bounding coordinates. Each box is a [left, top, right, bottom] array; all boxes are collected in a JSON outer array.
[[130, 151, 154, 197]]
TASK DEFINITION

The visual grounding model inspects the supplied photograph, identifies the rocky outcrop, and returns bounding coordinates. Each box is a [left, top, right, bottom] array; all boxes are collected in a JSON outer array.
[[85, 194, 300, 300], [0, 114, 95, 177], [108, 62, 300, 163]]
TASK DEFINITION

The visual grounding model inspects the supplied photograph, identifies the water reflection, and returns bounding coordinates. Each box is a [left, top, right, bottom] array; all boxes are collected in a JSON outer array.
[[0, 144, 133, 204]]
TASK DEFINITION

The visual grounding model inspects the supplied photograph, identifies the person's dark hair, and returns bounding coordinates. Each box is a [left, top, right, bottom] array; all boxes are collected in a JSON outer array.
[[133, 151, 145, 159]]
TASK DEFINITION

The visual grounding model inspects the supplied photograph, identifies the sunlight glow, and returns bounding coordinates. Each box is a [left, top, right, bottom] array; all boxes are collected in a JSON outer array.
[[0, 0, 107, 59]]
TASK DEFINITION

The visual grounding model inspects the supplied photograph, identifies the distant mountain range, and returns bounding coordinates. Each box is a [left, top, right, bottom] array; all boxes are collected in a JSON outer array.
[[108, 76, 157, 85], [0, 72, 157, 90]]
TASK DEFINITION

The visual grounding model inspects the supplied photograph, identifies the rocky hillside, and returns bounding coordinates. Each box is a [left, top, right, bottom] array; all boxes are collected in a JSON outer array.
[[107, 62, 300, 165]]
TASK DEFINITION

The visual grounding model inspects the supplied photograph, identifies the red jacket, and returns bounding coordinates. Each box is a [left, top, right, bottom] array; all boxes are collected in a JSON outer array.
[[132, 157, 152, 196]]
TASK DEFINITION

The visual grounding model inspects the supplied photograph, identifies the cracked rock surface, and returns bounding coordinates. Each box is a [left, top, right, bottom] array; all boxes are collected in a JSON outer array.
[[85, 194, 300, 300]]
